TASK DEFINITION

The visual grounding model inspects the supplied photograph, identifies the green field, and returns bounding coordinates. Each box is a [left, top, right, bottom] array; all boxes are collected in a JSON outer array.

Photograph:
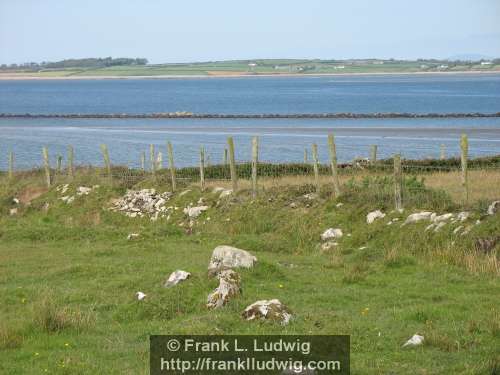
[[0, 165, 499, 374], [1, 59, 499, 78]]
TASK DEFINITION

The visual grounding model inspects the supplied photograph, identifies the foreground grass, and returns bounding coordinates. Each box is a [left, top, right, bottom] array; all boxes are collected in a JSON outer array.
[[0, 174, 499, 374]]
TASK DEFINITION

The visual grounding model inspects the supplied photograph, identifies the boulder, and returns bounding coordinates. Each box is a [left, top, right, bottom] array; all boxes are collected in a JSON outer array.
[[183, 205, 209, 219], [366, 210, 385, 224], [487, 201, 500, 215], [164, 270, 191, 287], [207, 269, 241, 309], [320, 228, 343, 241], [136, 292, 147, 301], [403, 211, 434, 225], [208, 246, 257, 276], [402, 334, 424, 347], [9, 208, 18, 216], [242, 299, 292, 326]]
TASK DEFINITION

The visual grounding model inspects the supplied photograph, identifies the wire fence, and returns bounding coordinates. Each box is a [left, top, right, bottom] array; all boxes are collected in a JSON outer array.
[[2, 134, 500, 208]]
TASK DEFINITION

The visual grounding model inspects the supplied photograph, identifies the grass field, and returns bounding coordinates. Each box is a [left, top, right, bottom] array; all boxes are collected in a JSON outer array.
[[0, 166, 499, 374]]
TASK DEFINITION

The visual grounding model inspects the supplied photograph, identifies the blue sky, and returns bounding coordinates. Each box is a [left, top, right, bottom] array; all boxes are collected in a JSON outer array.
[[1, 0, 499, 64]]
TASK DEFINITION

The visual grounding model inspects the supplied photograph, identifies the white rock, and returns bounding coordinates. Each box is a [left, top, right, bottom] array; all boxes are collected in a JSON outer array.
[[127, 233, 140, 240], [9, 208, 18, 216], [453, 226, 463, 234], [457, 212, 470, 222], [320, 242, 338, 251], [487, 201, 500, 215], [359, 246, 368, 250], [183, 205, 209, 218], [60, 195, 75, 204], [76, 186, 92, 196], [303, 193, 318, 200], [402, 334, 424, 347], [432, 213, 454, 223], [207, 269, 241, 309], [56, 184, 69, 194], [164, 270, 191, 287], [219, 189, 233, 198], [136, 292, 147, 301], [242, 299, 292, 326], [321, 228, 343, 241], [367, 210, 386, 224], [208, 246, 257, 275], [403, 211, 434, 225], [433, 222, 447, 232], [336, 203, 344, 208], [12, 198, 20, 204]]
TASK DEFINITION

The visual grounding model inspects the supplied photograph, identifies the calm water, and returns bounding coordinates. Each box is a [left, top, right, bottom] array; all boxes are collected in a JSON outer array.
[[0, 74, 499, 169]]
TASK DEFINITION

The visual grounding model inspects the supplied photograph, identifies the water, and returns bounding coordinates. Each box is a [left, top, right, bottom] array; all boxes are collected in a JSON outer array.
[[0, 74, 499, 169]]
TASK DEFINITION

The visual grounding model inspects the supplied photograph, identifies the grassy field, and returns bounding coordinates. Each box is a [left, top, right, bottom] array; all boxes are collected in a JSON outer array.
[[0, 168, 499, 374], [1, 59, 499, 78]]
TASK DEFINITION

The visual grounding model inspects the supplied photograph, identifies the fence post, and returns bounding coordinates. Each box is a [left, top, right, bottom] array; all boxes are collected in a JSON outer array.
[[460, 134, 469, 205], [167, 141, 176, 192], [149, 144, 156, 175], [223, 148, 228, 165], [140, 151, 145, 171], [206, 154, 211, 167], [251, 136, 259, 198], [327, 134, 341, 197], [200, 146, 206, 192], [312, 143, 320, 193], [370, 145, 378, 165], [42, 147, 51, 188], [8, 152, 14, 180], [100, 144, 112, 179], [304, 149, 308, 163], [394, 154, 403, 211], [227, 137, 238, 192], [156, 151, 163, 170], [440, 144, 446, 160], [67, 145, 74, 179], [56, 154, 63, 174]]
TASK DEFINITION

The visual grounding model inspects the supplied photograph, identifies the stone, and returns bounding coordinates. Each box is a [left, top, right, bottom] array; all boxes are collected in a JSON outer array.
[[136, 292, 147, 301], [403, 211, 434, 225], [164, 270, 191, 287], [219, 189, 233, 198], [457, 212, 470, 222], [320, 241, 338, 252], [110, 189, 173, 218], [366, 210, 385, 224], [12, 197, 19, 204], [183, 205, 209, 218], [453, 226, 463, 235], [56, 184, 69, 195], [60, 196, 75, 204], [207, 269, 241, 309], [76, 186, 93, 196], [127, 233, 140, 240], [321, 228, 343, 241], [487, 201, 500, 215], [336, 203, 344, 208], [9, 207, 18, 216], [242, 299, 292, 326], [208, 246, 257, 276], [433, 222, 447, 232], [432, 213, 454, 223], [402, 334, 424, 347], [303, 193, 318, 200]]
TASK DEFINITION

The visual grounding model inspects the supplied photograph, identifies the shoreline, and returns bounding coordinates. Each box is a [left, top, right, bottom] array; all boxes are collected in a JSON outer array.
[[0, 70, 499, 80]]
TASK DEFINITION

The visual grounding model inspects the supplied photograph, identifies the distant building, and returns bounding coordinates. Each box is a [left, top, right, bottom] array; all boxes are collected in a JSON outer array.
[[481, 61, 493, 65], [439, 64, 449, 69], [334, 65, 345, 69], [248, 63, 257, 67]]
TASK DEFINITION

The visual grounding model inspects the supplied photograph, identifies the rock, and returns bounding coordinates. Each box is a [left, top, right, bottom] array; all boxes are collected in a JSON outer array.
[[367, 210, 385, 224], [164, 270, 191, 287], [136, 292, 147, 301], [432, 213, 454, 223], [60, 196, 75, 204], [183, 205, 209, 218], [208, 246, 257, 276], [207, 269, 241, 309], [402, 334, 424, 347], [433, 222, 447, 232], [487, 201, 500, 215], [110, 189, 173, 218], [56, 184, 69, 195], [289, 202, 298, 209], [320, 241, 338, 252], [321, 228, 343, 241], [303, 193, 318, 200], [76, 186, 93, 196], [9, 208, 18, 216], [336, 203, 344, 208], [403, 211, 434, 225], [127, 233, 140, 240], [474, 237, 499, 254], [359, 246, 368, 250], [219, 189, 233, 198], [457, 212, 470, 222], [453, 226, 463, 235], [12, 197, 19, 204], [242, 299, 292, 326]]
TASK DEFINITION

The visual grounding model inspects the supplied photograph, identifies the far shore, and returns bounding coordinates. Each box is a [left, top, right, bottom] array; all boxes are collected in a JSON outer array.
[[0, 70, 499, 80]]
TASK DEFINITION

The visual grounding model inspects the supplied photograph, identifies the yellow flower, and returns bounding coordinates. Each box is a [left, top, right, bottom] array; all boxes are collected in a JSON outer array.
[[65, 343, 70, 347], [279, 284, 284, 288], [34, 352, 39, 356]]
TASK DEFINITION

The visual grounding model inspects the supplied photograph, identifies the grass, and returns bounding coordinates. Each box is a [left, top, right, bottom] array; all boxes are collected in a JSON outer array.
[[0, 168, 499, 374]]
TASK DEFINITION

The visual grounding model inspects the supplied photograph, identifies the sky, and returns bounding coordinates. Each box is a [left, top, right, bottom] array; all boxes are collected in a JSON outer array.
[[1, 0, 499, 64]]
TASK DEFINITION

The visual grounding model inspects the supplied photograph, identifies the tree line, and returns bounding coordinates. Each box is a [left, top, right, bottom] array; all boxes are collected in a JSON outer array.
[[0, 57, 148, 70]]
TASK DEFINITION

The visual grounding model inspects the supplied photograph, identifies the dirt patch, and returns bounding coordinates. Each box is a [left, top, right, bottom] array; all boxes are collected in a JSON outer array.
[[18, 186, 48, 205]]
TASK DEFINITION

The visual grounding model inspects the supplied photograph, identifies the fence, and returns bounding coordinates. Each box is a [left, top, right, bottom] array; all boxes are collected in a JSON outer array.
[[2, 134, 500, 209]]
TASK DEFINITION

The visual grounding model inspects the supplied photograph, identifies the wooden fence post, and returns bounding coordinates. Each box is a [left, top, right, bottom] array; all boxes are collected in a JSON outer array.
[[67, 145, 74, 179], [206, 154, 211, 167], [312, 143, 320, 193], [440, 144, 446, 160], [140, 151, 145, 171], [149, 144, 155, 175], [42, 147, 51, 188], [8, 152, 14, 180], [304, 148, 308, 163], [100, 144, 112, 179], [227, 137, 238, 192], [200, 146, 206, 192], [223, 148, 228, 165], [460, 134, 469, 204], [328, 134, 341, 197], [370, 145, 378, 165], [56, 154, 63, 174], [156, 151, 163, 170], [251, 136, 259, 198], [394, 154, 403, 211], [167, 142, 176, 192]]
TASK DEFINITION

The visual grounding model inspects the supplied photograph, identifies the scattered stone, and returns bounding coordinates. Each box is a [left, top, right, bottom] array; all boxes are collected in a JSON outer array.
[[110, 189, 173, 218], [474, 237, 499, 254], [403, 211, 434, 225], [56, 184, 69, 195], [242, 299, 292, 326], [164, 270, 191, 287], [303, 193, 318, 200], [136, 292, 147, 301], [457, 212, 470, 222], [9, 208, 18, 216], [487, 201, 500, 215], [127, 233, 140, 240], [359, 246, 368, 250], [402, 334, 424, 347], [336, 203, 344, 208], [12, 198, 19, 205], [289, 202, 298, 209], [197, 197, 204, 205], [453, 226, 463, 235], [208, 246, 257, 276], [183, 205, 209, 219], [321, 228, 343, 241], [432, 213, 454, 223], [76, 186, 93, 196], [367, 210, 385, 224], [219, 189, 233, 198], [207, 269, 241, 309], [320, 241, 338, 252], [433, 222, 447, 232], [60, 196, 75, 204]]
